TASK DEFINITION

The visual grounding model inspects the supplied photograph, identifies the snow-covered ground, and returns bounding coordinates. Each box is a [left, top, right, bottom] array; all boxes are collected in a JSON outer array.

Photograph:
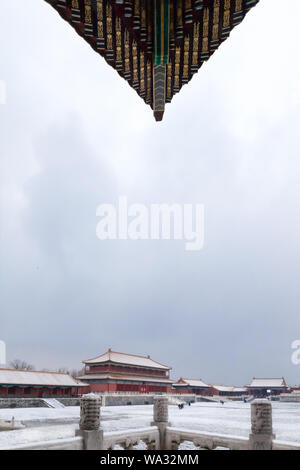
[[0, 401, 300, 449]]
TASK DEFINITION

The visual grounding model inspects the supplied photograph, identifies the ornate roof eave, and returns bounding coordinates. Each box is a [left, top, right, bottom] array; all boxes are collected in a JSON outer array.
[[45, 0, 260, 120]]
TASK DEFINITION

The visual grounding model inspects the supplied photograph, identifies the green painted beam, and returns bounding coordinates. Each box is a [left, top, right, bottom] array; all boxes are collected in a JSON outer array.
[[154, 0, 170, 66]]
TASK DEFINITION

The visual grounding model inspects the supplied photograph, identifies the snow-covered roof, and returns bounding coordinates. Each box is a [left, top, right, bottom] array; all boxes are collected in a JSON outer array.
[[0, 369, 86, 387], [248, 378, 287, 388], [83, 349, 171, 370], [212, 385, 247, 393], [78, 374, 173, 384], [212, 385, 235, 392], [173, 378, 210, 388]]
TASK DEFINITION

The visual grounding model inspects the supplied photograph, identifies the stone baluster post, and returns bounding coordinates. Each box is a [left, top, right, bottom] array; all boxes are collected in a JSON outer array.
[[75, 393, 104, 450], [249, 399, 275, 450], [151, 396, 169, 450]]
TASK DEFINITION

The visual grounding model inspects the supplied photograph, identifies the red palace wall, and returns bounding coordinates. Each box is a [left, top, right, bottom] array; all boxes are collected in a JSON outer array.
[[250, 388, 285, 398], [0, 386, 80, 398], [88, 383, 117, 393], [173, 387, 214, 396], [172, 387, 190, 394], [86, 383, 172, 394]]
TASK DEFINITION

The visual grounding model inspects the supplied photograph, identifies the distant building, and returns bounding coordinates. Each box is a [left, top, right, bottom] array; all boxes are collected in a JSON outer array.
[[0, 369, 86, 398], [172, 378, 212, 395], [247, 378, 288, 397], [172, 379, 248, 397], [210, 385, 248, 397], [78, 349, 173, 394]]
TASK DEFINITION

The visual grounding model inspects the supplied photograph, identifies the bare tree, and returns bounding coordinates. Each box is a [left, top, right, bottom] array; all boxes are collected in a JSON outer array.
[[9, 359, 35, 371], [55, 367, 84, 378], [56, 367, 69, 374], [70, 367, 84, 379]]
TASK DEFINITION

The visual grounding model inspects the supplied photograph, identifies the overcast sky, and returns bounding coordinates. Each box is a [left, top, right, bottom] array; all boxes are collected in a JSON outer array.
[[1, 0, 300, 386]]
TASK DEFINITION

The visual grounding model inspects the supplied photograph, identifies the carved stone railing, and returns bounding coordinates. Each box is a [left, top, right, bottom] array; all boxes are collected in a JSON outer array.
[[165, 427, 249, 450], [77, 394, 300, 451], [75, 393, 104, 450], [3, 395, 300, 450], [103, 427, 159, 450], [272, 440, 300, 451]]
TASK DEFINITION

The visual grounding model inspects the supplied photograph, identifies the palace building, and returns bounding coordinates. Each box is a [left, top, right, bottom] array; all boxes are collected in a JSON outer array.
[[172, 378, 212, 395], [78, 349, 173, 393], [0, 369, 86, 398], [172, 378, 248, 396], [247, 377, 288, 398], [210, 384, 248, 396], [45, 0, 260, 120]]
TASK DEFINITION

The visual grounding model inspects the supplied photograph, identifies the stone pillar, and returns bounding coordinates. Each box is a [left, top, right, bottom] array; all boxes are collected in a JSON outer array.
[[249, 399, 275, 450], [151, 396, 169, 449], [75, 393, 104, 450]]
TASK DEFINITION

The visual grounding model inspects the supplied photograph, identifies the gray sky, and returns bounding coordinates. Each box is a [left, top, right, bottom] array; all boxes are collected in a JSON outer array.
[[1, 0, 300, 386]]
